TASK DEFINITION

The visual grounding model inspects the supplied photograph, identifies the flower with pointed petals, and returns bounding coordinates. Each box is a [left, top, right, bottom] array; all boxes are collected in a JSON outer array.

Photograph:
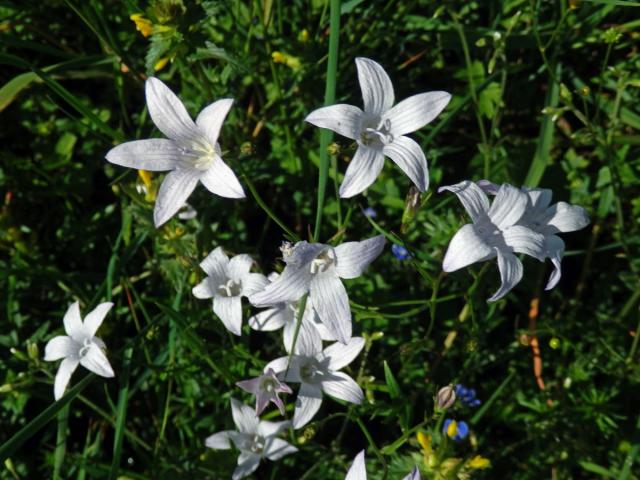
[[305, 57, 451, 197], [204, 398, 297, 480], [345, 451, 420, 480], [105, 77, 245, 227], [236, 368, 293, 416], [265, 321, 365, 429], [440, 181, 547, 302], [249, 235, 386, 343], [477, 180, 590, 290], [443, 419, 469, 441], [44, 302, 115, 400], [192, 247, 268, 336]]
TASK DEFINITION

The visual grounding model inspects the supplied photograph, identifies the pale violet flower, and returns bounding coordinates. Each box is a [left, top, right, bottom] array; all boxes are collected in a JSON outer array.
[[205, 398, 297, 480], [192, 247, 268, 336], [305, 57, 451, 198], [249, 235, 386, 343], [440, 181, 546, 302], [265, 321, 365, 429], [44, 302, 115, 400], [236, 368, 293, 416], [345, 451, 420, 480], [477, 180, 590, 290], [105, 77, 245, 227]]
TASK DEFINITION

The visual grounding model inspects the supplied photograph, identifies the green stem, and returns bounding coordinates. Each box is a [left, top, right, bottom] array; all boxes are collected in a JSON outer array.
[[356, 417, 388, 480]]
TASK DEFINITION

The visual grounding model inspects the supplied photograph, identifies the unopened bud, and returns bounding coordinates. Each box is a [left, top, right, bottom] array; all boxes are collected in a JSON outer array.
[[435, 384, 456, 410], [27, 341, 39, 361], [0, 384, 12, 393], [327, 142, 340, 156]]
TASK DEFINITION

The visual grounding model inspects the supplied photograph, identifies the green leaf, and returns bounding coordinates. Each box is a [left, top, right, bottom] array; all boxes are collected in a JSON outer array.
[[383, 361, 400, 399], [0, 71, 40, 112], [579, 461, 616, 478]]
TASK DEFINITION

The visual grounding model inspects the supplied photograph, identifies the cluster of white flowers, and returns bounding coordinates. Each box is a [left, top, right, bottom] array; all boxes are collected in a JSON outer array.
[[41, 56, 589, 479]]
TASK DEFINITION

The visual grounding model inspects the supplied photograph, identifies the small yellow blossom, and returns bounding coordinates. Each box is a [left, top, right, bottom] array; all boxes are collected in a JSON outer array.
[[468, 455, 491, 469], [130, 14, 153, 38], [446, 420, 458, 438], [154, 57, 170, 72], [271, 51, 301, 71], [417, 431, 431, 451], [298, 29, 310, 42]]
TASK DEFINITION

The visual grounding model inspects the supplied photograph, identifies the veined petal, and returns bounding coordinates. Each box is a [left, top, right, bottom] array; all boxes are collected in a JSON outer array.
[[321, 371, 363, 404], [502, 225, 546, 261], [213, 295, 243, 336], [63, 302, 84, 342], [487, 183, 528, 229], [105, 139, 179, 171], [293, 383, 323, 429], [310, 273, 352, 344], [54, 358, 79, 400], [322, 337, 365, 371], [442, 224, 494, 272], [339, 146, 385, 198], [195, 98, 234, 146], [334, 235, 386, 279], [355, 57, 394, 116], [79, 342, 114, 378], [145, 77, 198, 143], [305, 104, 363, 140], [228, 254, 254, 281], [542, 202, 590, 234], [231, 398, 259, 434], [258, 420, 291, 439], [263, 356, 290, 377], [200, 156, 245, 199], [154, 168, 201, 227], [44, 336, 77, 361], [524, 187, 553, 213], [264, 438, 298, 461], [249, 265, 311, 307], [248, 307, 287, 332], [488, 250, 523, 302], [205, 430, 232, 450], [544, 234, 565, 290], [236, 376, 261, 395], [385, 91, 451, 136], [199, 246, 229, 283], [83, 302, 113, 338], [438, 181, 490, 222], [383, 136, 429, 192], [345, 450, 366, 480], [476, 179, 500, 195], [192, 278, 215, 299], [232, 453, 260, 480], [402, 467, 421, 480], [294, 317, 323, 357]]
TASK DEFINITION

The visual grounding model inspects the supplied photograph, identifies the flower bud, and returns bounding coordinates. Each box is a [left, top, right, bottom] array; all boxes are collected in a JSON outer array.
[[435, 384, 456, 410]]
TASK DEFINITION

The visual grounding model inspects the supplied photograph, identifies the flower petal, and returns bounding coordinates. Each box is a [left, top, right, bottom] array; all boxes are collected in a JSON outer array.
[[204, 430, 232, 450], [345, 450, 366, 480], [83, 302, 113, 338], [195, 98, 233, 146], [200, 156, 246, 199], [192, 278, 215, 299], [248, 307, 287, 332], [213, 295, 243, 336], [154, 168, 201, 227], [258, 420, 291, 439], [438, 180, 490, 222], [54, 358, 79, 400], [199, 246, 229, 282], [322, 337, 365, 371], [305, 104, 363, 140], [383, 136, 429, 192], [292, 382, 323, 429], [402, 467, 421, 480], [385, 91, 451, 136], [264, 438, 298, 461], [442, 223, 494, 272], [44, 336, 77, 362], [339, 146, 385, 198], [476, 179, 500, 195], [488, 250, 523, 302], [63, 301, 84, 342], [542, 202, 590, 234], [231, 398, 259, 434], [487, 183, 528, 229], [293, 317, 323, 357], [249, 265, 311, 307], [502, 225, 546, 261], [263, 356, 290, 377], [355, 57, 394, 116], [334, 235, 386, 279], [524, 187, 553, 212], [310, 273, 352, 344], [105, 139, 179, 171], [321, 371, 363, 404], [236, 376, 261, 395], [145, 77, 198, 143], [544, 234, 565, 290], [232, 453, 260, 480], [228, 254, 254, 281], [79, 342, 114, 378]]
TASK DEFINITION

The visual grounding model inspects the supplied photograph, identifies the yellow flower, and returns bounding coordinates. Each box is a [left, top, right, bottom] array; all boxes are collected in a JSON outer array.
[[271, 51, 301, 71], [298, 29, 310, 43], [417, 431, 431, 451], [154, 57, 170, 72], [468, 455, 491, 469], [446, 420, 458, 438], [130, 14, 153, 38]]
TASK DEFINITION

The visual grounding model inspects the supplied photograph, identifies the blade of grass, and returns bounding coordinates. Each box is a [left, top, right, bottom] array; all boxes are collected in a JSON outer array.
[[108, 346, 133, 480], [470, 369, 516, 425], [53, 405, 69, 480]]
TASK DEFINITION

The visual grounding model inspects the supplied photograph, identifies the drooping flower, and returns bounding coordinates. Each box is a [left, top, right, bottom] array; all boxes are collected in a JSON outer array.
[[305, 57, 451, 197], [236, 368, 293, 416], [204, 398, 297, 480], [265, 322, 365, 429], [477, 180, 590, 290], [391, 243, 410, 261], [454, 384, 481, 408], [105, 77, 245, 227], [443, 419, 469, 441], [345, 451, 420, 480], [192, 247, 268, 336], [440, 181, 547, 302], [249, 236, 386, 343], [44, 302, 115, 400]]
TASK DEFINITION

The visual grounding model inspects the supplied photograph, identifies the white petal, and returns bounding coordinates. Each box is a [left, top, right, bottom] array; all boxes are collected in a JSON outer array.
[[383, 136, 428, 192], [205, 430, 232, 450], [292, 383, 323, 429], [355, 57, 394, 116], [294, 317, 323, 357], [145, 77, 198, 143], [525, 187, 553, 212], [544, 234, 565, 290], [476, 179, 500, 195], [231, 398, 259, 434], [44, 336, 77, 361], [232, 453, 260, 480], [335, 235, 386, 279], [263, 356, 290, 377], [213, 295, 243, 336], [321, 371, 363, 404], [248, 307, 287, 331], [402, 467, 421, 480], [438, 181, 490, 222], [242, 273, 269, 297], [322, 337, 365, 371], [345, 450, 366, 480], [249, 265, 311, 307], [442, 223, 494, 272], [310, 273, 352, 344], [105, 139, 179, 171], [79, 342, 114, 378], [200, 156, 246, 199], [226, 254, 253, 281], [154, 168, 201, 227], [488, 250, 523, 302], [63, 302, 84, 342], [487, 183, 528, 229], [192, 278, 215, 299], [83, 302, 113, 338], [54, 358, 79, 400], [305, 104, 363, 140], [264, 438, 298, 461], [385, 91, 451, 136], [542, 202, 590, 234], [284, 241, 327, 267], [258, 420, 291, 438], [199, 246, 229, 282], [502, 225, 546, 261], [195, 98, 233, 146], [339, 146, 385, 198]]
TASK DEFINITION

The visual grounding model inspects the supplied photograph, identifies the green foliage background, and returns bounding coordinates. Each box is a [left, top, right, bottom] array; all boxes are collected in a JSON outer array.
[[1, 0, 639, 478]]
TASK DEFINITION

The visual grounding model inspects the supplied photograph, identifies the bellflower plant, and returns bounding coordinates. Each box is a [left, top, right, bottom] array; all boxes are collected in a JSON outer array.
[[305, 57, 451, 197], [204, 398, 297, 480], [105, 77, 245, 227], [236, 368, 293, 416], [345, 451, 420, 480], [440, 181, 547, 301], [44, 302, 115, 400], [249, 235, 386, 343], [192, 247, 268, 336]]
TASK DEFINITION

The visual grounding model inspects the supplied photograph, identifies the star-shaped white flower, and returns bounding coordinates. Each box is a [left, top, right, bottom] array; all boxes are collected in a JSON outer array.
[[105, 77, 245, 227], [305, 57, 451, 198], [193, 247, 268, 336], [205, 398, 297, 480], [440, 181, 547, 302], [236, 368, 293, 416], [44, 301, 115, 400], [477, 180, 590, 290], [265, 321, 365, 429], [345, 451, 420, 480], [249, 236, 385, 344]]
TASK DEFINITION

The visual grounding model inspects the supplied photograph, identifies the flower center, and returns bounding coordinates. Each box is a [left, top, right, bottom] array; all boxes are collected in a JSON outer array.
[[178, 141, 217, 171], [218, 279, 242, 297], [359, 118, 393, 148], [250, 434, 265, 454], [78, 338, 93, 358], [309, 250, 336, 275], [261, 377, 277, 393], [300, 359, 323, 383]]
